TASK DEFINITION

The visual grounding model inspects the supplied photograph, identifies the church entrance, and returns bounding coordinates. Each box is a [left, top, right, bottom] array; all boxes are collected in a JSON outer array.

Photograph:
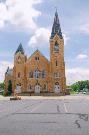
[[54, 82, 60, 93], [35, 85, 41, 93], [15, 84, 21, 93]]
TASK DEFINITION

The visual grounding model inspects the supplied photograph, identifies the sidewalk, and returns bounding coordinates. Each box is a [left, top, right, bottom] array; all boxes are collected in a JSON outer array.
[[0, 95, 10, 100], [0, 94, 89, 100], [15, 94, 89, 100]]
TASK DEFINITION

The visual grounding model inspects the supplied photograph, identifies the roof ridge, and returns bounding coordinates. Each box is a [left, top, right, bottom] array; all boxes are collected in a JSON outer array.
[[28, 49, 50, 63]]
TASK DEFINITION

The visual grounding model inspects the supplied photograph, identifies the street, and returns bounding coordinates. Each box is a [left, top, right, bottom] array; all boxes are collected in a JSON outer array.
[[0, 95, 89, 135]]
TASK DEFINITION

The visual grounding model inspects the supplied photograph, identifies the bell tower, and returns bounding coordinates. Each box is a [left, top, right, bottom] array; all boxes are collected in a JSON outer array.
[[14, 43, 27, 93], [50, 10, 66, 94]]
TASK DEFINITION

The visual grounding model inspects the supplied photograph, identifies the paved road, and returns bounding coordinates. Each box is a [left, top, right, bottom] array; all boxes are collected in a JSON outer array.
[[0, 95, 89, 135]]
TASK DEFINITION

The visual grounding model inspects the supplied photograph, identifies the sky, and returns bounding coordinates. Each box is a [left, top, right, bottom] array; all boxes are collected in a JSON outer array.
[[0, 0, 89, 85]]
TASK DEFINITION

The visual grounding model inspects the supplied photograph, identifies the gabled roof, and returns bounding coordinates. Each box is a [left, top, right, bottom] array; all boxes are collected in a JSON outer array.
[[28, 49, 50, 63], [15, 43, 24, 54]]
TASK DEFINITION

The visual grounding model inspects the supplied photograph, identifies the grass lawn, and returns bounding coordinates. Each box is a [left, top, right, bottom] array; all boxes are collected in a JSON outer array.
[[70, 90, 77, 94]]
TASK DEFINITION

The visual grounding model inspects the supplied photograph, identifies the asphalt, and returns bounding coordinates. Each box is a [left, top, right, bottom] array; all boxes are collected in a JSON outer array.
[[0, 94, 89, 135]]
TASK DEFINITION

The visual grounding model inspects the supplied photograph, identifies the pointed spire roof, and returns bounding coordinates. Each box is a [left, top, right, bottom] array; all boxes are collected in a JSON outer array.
[[5, 67, 9, 74], [50, 10, 63, 39], [5, 67, 13, 76], [15, 43, 24, 54]]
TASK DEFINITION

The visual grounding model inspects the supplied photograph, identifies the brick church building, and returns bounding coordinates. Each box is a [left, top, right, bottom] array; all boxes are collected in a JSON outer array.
[[5, 11, 67, 95]]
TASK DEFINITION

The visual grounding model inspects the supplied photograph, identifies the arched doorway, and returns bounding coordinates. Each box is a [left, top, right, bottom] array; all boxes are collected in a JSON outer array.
[[35, 85, 41, 93], [16, 83, 21, 93], [54, 82, 60, 93]]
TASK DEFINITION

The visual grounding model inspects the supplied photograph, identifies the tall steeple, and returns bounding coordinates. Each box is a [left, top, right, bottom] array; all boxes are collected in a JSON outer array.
[[50, 10, 63, 39], [15, 43, 24, 54]]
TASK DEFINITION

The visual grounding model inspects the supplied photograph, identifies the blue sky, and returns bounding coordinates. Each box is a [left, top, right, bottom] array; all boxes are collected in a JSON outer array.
[[0, 0, 89, 84]]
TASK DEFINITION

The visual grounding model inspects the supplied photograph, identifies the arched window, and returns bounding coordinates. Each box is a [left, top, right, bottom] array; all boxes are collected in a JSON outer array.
[[18, 72, 21, 78], [56, 60, 58, 66], [54, 73, 59, 78], [29, 71, 33, 78], [54, 41, 59, 52], [42, 70, 46, 78], [55, 82, 59, 85], [34, 69, 40, 78], [35, 57, 39, 61]]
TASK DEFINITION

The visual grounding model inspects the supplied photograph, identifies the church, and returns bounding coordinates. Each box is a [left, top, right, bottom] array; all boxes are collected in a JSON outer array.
[[4, 11, 67, 95]]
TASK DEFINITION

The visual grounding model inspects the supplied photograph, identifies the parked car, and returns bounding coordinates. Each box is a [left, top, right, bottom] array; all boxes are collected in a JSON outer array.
[[83, 91, 86, 94]]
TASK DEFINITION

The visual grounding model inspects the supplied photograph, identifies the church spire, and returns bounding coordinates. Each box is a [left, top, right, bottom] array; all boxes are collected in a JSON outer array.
[[15, 43, 24, 54], [50, 10, 63, 39]]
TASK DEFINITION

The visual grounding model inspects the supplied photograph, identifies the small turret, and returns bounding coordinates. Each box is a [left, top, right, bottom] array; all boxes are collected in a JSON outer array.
[[5, 67, 13, 76], [14, 43, 26, 92], [5, 67, 9, 74]]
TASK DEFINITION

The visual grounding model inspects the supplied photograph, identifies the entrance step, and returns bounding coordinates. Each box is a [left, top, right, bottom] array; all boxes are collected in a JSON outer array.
[[17, 92, 65, 96]]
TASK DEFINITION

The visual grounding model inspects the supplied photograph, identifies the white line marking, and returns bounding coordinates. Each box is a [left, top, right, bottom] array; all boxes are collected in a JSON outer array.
[[30, 102, 43, 113], [63, 99, 68, 113]]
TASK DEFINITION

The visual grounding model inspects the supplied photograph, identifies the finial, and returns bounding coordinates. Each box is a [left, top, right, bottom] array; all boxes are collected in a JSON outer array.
[[55, 6, 57, 12], [55, 7, 58, 16]]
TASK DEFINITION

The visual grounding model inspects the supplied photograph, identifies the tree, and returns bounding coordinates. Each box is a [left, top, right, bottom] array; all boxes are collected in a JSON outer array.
[[8, 80, 12, 95], [70, 80, 89, 92], [0, 82, 4, 89], [71, 83, 79, 92]]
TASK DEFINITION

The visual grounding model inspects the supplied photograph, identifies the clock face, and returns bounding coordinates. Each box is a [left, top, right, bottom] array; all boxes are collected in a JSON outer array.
[[54, 42, 59, 52]]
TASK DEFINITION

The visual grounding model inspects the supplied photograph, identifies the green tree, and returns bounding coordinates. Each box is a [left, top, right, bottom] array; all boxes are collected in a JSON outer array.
[[8, 80, 12, 95], [0, 82, 4, 89], [71, 83, 79, 92], [70, 80, 89, 92]]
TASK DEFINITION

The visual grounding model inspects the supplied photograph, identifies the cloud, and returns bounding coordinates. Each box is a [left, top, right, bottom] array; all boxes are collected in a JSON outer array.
[[66, 68, 89, 85], [0, 3, 8, 28], [0, 61, 13, 82], [28, 28, 70, 49], [63, 34, 70, 45], [80, 24, 89, 34], [76, 54, 88, 60], [0, 20, 4, 28], [0, 0, 42, 29], [28, 27, 50, 49]]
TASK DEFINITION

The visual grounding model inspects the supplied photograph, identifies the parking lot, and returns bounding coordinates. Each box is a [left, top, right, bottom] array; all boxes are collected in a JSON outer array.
[[0, 94, 89, 135]]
